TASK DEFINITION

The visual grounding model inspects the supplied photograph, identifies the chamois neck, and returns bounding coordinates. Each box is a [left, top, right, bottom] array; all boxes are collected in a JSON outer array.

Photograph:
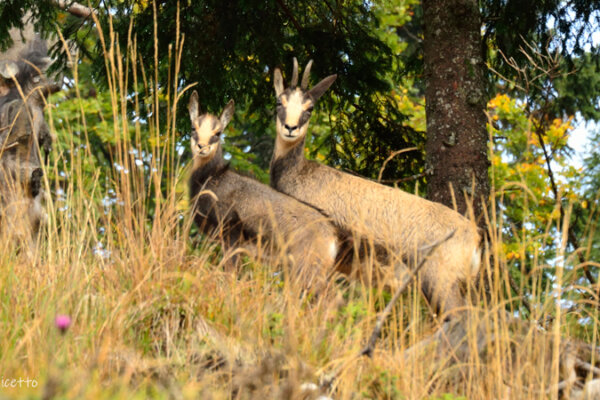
[[270, 135, 307, 186], [272, 135, 306, 165], [191, 144, 227, 182], [0, 87, 22, 110]]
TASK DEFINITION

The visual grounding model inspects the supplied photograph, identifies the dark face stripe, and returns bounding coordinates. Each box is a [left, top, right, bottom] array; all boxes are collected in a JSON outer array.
[[193, 115, 206, 131], [276, 106, 287, 124], [276, 92, 287, 124], [298, 111, 311, 126]]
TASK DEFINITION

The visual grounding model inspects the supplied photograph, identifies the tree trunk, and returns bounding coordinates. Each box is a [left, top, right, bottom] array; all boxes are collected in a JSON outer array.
[[422, 0, 489, 221]]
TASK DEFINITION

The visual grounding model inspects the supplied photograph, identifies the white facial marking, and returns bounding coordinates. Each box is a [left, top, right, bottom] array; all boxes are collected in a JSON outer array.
[[285, 91, 305, 127], [277, 89, 312, 144]]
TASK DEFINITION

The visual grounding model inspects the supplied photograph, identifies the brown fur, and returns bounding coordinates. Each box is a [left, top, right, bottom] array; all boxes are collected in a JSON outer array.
[[188, 92, 340, 291], [269, 60, 482, 316]]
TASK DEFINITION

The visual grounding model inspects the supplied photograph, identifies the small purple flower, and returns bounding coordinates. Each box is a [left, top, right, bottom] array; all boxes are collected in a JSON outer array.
[[55, 314, 71, 334]]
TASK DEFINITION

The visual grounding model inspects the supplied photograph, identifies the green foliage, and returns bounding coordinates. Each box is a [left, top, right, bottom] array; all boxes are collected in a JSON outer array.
[[482, 1, 600, 122], [427, 394, 467, 400], [0, 0, 432, 191], [0, 0, 59, 50], [361, 367, 403, 399], [396, 1, 600, 125], [554, 53, 600, 121], [481, 0, 600, 60], [488, 92, 595, 310], [51, 1, 424, 184], [264, 312, 285, 340]]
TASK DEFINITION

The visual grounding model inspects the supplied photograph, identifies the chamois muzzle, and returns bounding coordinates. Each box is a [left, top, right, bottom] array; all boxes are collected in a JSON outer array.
[[196, 142, 213, 157], [284, 124, 298, 136]]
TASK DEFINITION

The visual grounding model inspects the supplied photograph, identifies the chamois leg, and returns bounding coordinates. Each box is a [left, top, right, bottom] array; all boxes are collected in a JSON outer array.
[[420, 265, 466, 320], [436, 284, 466, 320], [219, 229, 246, 273], [221, 251, 240, 273], [335, 236, 392, 287], [288, 236, 338, 297], [332, 235, 356, 277]]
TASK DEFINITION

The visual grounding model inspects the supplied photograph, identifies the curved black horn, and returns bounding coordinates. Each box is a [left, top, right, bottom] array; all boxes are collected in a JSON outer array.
[[291, 57, 299, 88], [301, 60, 313, 90]]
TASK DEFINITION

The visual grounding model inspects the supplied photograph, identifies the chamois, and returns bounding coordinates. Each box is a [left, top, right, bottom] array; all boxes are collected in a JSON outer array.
[[269, 59, 482, 316], [0, 34, 57, 250], [187, 91, 339, 290]]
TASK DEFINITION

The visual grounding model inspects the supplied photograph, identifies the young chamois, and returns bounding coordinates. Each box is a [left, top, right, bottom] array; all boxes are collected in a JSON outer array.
[[187, 91, 339, 290], [0, 35, 57, 251], [269, 59, 482, 316]]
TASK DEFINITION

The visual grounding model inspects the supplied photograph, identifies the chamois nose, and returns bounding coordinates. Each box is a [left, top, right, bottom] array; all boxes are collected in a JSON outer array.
[[284, 124, 297, 133]]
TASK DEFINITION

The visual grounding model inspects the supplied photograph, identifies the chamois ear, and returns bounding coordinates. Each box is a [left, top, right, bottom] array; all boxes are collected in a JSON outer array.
[[307, 74, 337, 101], [219, 99, 235, 128], [0, 61, 18, 97], [0, 61, 18, 80], [188, 90, 200, 121], [274, 68, 285, 97]]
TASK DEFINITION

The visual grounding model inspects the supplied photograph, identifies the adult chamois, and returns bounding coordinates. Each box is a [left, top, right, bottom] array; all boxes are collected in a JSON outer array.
[[0, 35, 58, 251], [269, 59, 482, 316], [188, 91, 340, 291]]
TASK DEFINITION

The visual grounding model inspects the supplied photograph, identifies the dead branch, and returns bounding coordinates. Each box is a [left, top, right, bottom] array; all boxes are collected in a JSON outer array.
[[377, 147, 417, 182], [378, 172, 427, 185], [275, 0, 303, 32], [320, 229, 457, 389], [361, 230, 456, 357], [504, 378, 577, 396], [576, 360, 600, 377], [51, 0, 96, 18]]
